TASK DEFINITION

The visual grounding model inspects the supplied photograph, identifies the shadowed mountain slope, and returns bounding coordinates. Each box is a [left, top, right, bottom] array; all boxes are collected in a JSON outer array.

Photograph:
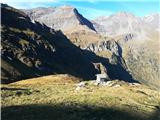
[[1, 4, 97, 83]]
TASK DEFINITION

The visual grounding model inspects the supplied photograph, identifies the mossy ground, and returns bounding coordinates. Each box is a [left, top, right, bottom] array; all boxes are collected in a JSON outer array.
[[1, 74, 160, 120]]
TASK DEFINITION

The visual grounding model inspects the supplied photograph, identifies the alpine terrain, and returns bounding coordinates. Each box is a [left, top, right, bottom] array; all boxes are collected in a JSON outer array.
[[1, 3, 160, 120]]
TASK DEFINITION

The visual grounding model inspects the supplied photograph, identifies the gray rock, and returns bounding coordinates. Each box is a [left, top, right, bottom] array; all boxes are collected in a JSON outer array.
[[75, 82, 86, 91], [85, 40, 119, 55], [76, 82, 86, 87]]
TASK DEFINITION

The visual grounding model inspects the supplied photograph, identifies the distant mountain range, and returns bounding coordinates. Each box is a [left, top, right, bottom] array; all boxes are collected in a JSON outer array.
[[1, 4, 160, 90], [23, 6, 159, 38], [93, 12, 159, 37]]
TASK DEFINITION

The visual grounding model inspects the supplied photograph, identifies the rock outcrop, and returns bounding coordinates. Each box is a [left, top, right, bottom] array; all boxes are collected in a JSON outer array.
[[85, 40, 120, 56]]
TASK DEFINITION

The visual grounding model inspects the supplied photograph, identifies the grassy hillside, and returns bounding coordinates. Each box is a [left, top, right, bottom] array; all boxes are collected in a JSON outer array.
[[1, 75, 160, 120]]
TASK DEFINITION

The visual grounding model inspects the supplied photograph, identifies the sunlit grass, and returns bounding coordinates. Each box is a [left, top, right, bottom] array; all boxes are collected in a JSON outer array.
[[1, 74, 160, 120]]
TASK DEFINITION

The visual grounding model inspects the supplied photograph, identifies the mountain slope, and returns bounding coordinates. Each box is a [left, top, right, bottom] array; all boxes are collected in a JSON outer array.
[[120, 33, 160, 90], [1, 4, 97, 83], [91, 12, 160, 90]]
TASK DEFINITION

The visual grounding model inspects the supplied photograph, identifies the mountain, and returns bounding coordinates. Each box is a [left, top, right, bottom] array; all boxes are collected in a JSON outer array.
[[142, 13, 160, 31], [1, 4, 97, 83], [23, 6, 104, 48], [91, 12, 160, 89], [91, 12, 160, 90], [93, 12, 160, 38], [23, 6, 95, 33], [89, 12, 160, 90]]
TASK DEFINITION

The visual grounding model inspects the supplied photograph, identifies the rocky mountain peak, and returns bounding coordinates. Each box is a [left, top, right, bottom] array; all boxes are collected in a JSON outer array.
[[23, 6, 96, 33], [49, 5, 77, 18]]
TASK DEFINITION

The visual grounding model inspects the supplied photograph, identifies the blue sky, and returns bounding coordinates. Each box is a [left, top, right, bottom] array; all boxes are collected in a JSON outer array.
[[2, 0, 160, 20]]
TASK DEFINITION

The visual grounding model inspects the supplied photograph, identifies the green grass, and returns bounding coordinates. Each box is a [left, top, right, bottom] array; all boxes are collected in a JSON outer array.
[[1, 75, 160, 120]]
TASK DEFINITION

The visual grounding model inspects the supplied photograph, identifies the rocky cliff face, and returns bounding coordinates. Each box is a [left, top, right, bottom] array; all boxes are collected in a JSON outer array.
[[1, 4, 97, 83], [85, 40, 119, 56]]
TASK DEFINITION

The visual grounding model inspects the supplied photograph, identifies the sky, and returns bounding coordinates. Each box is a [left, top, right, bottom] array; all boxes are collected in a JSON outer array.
[[2, 0, 160, 20]]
